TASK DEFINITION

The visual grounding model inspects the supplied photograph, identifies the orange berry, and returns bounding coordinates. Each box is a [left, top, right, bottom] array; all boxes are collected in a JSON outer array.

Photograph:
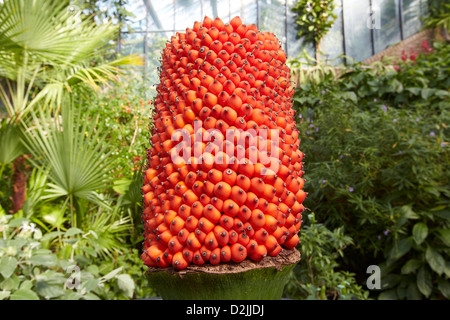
[[250, 209, 266, 230], [203, 204, 221, 224], [213, 181, 232, 200], [210, 248, 221, 265], [220, 245, 231, 262], [231, 243, 247, 263], [172, 251, 188, 270]]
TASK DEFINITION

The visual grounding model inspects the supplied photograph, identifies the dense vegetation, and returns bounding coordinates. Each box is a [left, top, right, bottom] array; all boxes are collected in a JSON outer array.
[[288, 40, 449, 300], [0, 0, 448, 300]]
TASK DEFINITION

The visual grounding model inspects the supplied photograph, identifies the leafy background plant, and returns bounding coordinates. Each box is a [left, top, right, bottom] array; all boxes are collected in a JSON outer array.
[[291, 0, 337, 61], [288, 40, 449, 300], [0, 0, 448, 301]]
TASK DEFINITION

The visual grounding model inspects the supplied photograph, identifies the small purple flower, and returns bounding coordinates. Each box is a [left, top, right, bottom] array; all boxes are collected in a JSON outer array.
[[430, 131, 435, 137], [416, 117, 420, 122], [322, 180, 327, 184], [393, 119, 397, 123], [315, 127, 319, 132], [299, 114, 302, 119], [319, 100, 322, 104], [321, 90, 325, 95], [384, 230, 390, 236], [306, 130, 310, 135], [340, 155, 344, 159], [378, 235, 382, 240], [381, 105, 387, 112], [441, 142, 446, 147], [349, 187, 354, 192], [309, 124, 314, 128], [374, 98, 378, 102], [398, 150, 402, 155], [306, 118, 310, 122]]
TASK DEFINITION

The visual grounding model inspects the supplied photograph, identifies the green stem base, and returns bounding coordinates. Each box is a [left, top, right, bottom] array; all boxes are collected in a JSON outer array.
[[146, 248, 301, 300]]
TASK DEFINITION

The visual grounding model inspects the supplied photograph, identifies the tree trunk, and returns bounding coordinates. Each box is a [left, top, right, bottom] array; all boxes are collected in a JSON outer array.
[[11, 156, 28, 213]]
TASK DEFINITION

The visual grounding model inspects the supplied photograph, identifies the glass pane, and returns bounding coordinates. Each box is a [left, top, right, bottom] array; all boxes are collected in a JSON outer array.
[[175, 0, 202, 30], [259, 0, 286, 50], [120, 32, 145, 56], [372, 0, 402, 53], [147, 0, 175, 31], [343, 0, 373, 62], [320, 0, 344, 65], [402, 0, 423, 38], [123, 0, 148, 32], [146, 32, 177, 98], [420, 0, 429, 16], [286, 0, 315, 59], [229, 0, 258, 25]]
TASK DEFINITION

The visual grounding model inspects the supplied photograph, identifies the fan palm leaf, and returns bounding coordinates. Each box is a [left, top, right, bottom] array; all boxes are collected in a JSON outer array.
[[0, 0, 143, 119], [21, 105, 115, 227]]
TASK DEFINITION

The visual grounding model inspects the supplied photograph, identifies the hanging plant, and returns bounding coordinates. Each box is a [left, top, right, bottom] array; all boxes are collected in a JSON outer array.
[[291, 0, 338, 62]]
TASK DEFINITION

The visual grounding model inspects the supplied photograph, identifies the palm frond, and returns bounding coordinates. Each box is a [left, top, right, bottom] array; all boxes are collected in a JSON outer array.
[[0, 118, 24, 165], [20, 105, 115, 226]]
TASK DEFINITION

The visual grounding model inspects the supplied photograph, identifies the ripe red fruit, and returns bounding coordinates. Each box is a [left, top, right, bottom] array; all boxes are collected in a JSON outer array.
[[141, 16, 305, 270]]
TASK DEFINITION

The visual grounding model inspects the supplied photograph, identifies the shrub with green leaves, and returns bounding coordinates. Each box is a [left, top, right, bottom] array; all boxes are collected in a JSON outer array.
[[0, 212, 143, 300], [293, 41, 449, 300], [291, 0, 337, 61], [285, 213, 369, 300]]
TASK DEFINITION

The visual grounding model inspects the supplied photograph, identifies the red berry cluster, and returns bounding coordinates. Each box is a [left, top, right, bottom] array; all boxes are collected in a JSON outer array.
[[141, 16, 306, 270]]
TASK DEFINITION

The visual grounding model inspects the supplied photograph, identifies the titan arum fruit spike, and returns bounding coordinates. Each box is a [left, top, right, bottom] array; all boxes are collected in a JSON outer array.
[[141, 16, 305, 270]]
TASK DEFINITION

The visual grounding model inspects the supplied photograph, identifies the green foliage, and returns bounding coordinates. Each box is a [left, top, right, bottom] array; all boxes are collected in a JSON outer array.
[[0, 213, 148, 300], [293, 41, 450, 299], [21, 105, 115, 228], [0, 0, 152, 300], [424, 0, 450, 30], [285, 213, 369, 300], [291, 0, 337, 59], [0, 0, 143, 119]]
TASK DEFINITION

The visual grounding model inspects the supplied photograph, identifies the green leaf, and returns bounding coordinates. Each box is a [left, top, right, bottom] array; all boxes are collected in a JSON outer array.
[[412, 222, 428, 245], [421, 88, 435, 100], [40, 231, 64, 242], [81, 278, 99, 292], [10, 289, 39, 300], [341, 91, 358, 104], [405, 87, 421, 95], [425, 247, 445, 275], [417, 266, 432, 298], [434, 89, 449, 97], [19, 280, 33, 291], [378, 289, 398, 300], [401, 259, 422, 275], [116, 274, 135, 299], [433, 210, 450, 220], [0, 291, 11, 300], [27, 254, 57, 267], [113, 178, 132, 195], [35, 281, 65, 299], [436, 228, 450, 246], [100, 267, 123, 282], [445, 262, 450, 278], [1, 277, 18, 291], [438, 277, 450, 299], [406, 282, 422, 300], [0, 256, 17, 278], [389, 238, 412, 260], [9, 218, 28, 228], [65, 227, 83, 237]]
